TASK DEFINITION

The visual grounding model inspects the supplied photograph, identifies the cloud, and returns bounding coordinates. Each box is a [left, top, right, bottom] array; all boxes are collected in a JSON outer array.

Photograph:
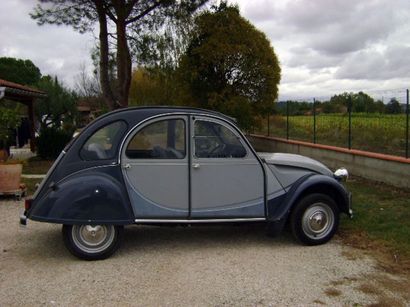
[[232, 0, 410, 98], [336, 45, 410, 80], [0, 0, 94, 88]]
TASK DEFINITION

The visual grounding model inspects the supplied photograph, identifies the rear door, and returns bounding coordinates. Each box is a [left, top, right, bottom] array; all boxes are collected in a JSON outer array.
[[190, 116, 265, 218], [121, 116, 189, 218]]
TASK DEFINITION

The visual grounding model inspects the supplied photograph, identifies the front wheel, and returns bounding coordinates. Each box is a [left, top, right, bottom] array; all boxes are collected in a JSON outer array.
[[62, 224, 123, 260], [290, 193, 339, 245]]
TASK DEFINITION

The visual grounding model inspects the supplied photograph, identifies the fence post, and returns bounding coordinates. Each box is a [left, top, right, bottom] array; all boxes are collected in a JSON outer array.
[[348, 95, 352, 150], [313, 98, 316, 144], [406, 89, 409, 158], [286, 101, 289, 140]]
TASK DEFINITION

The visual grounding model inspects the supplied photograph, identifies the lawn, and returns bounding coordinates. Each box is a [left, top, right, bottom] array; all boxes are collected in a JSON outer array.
[[342, 176, 410, 260]]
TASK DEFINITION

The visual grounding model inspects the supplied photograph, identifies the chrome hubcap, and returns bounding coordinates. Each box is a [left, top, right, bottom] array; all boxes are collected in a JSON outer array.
[[72, 225, 115, 254], [309, 212, 328, 232], [302, 203, 334, 240]]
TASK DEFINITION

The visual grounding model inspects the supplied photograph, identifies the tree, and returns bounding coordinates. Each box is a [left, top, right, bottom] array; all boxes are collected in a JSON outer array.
[[74, 63, 101, 98], [0, 57, 41, 85], [329, 91, 381, 113], [177, 3, 281, 129], [31, 0, 209, 110], [0, 104, 21, 153], [385, 98, 402, 114], [35, 76, 77, 129]]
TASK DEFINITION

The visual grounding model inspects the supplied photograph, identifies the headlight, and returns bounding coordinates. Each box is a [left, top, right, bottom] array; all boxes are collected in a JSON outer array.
[[334, 168, 349, 182]]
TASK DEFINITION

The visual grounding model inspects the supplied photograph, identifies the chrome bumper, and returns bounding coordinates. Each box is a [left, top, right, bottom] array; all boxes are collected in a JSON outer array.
[[19, 211, 27, 227], [348, 192, 353, 218]]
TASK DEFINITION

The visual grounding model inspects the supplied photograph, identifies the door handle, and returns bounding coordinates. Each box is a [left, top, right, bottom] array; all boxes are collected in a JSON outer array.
[[123, 163, 131, 169], [192, 163, 200, 169]]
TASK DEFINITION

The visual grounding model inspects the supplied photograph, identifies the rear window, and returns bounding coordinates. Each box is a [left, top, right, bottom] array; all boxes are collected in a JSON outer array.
[[80, 121, 127, 160]]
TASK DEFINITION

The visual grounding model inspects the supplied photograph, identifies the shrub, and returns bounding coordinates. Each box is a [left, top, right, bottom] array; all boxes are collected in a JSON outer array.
[[36, 127, 72, 159]]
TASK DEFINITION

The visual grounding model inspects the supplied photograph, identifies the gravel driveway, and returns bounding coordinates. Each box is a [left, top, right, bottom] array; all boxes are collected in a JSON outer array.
[[0, 199, 408, 306]]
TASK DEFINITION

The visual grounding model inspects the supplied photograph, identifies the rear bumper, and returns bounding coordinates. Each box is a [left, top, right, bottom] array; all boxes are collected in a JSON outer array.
[[19, 210, 27, 226]]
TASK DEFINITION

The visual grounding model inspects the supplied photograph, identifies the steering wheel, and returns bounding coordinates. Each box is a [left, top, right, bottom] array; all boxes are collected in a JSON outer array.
[[208, 143, 226, 157]]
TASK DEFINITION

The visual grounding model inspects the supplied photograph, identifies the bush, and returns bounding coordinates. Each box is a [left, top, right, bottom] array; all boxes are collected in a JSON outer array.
[[36, 127, 72, 159]]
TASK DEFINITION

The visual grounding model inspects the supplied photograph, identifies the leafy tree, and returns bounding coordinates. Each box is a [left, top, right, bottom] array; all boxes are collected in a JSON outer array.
[[385, 98, 402, 114], [321, 100, 344, 113], [35, 76, 77, 130], [31, 0, 209, 110], [0, 104, 21, 153], [129, 66, 183, 106], [0, 57, 41, 85], [329, 91, 382, 113], [177, 3, 281, 129], [354, 91, 376, 113]]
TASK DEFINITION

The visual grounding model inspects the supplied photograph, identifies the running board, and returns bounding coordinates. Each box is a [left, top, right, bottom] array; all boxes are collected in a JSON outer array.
[[134, 218, 266, 224]]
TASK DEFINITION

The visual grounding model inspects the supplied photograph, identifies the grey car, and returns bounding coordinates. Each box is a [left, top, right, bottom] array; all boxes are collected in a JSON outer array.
[[21, 107, 352, 260]]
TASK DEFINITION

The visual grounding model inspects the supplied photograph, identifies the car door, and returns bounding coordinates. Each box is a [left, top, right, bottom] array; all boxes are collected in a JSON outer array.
[[121, 116, 189, 218], [190, 116, 265, 218]]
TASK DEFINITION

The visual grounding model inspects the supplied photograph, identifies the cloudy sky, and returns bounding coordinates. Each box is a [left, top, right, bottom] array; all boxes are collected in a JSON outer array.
[[1, 0, 410, 101]]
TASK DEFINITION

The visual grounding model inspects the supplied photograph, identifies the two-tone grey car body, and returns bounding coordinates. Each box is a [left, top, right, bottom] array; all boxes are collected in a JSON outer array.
[[21, 107, 352, 260]]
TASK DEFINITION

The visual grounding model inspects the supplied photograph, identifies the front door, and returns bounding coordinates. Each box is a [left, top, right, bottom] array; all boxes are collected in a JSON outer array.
[[190, 116, 265, 218], [121, 116, 189, 218]]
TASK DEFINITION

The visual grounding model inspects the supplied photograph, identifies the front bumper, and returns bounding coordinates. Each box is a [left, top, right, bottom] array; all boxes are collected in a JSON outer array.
[[347, 192, 353, 218]]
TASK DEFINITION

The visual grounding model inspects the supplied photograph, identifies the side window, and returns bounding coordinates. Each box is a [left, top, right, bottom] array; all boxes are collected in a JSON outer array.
[[194, 120, 247, 158], [81, 121, 127, 160], [126, 119, 186, 159]]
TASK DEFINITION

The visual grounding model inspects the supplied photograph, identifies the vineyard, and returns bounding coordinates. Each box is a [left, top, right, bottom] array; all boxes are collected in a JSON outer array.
[[256, 113, 409, 157]]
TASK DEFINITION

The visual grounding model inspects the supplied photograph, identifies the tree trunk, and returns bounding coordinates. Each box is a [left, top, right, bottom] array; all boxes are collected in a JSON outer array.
[[114, 2, 132, 108], [94, 1, 116, 110]]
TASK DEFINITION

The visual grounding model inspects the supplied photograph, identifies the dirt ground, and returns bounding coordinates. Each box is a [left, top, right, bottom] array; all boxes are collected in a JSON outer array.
[[0, 199, 409, 306]]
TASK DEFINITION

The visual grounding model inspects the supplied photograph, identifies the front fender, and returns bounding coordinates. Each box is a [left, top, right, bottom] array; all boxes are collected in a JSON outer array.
[[267, 174, 351, 221], [28, 170, 134, 225]]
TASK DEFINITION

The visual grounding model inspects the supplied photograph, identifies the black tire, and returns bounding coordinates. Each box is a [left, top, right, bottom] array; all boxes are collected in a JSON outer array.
[[62, 224, 123, 260], [290, 193, 339, 245]]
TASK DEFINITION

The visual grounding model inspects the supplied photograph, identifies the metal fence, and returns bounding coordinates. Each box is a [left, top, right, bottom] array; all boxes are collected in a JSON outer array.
[[256, 89, 410, 158]]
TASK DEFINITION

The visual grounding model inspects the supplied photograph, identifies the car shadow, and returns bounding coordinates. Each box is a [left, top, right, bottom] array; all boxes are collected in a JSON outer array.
[[16, 223, 297, 261], [119, 223, 297, 256]]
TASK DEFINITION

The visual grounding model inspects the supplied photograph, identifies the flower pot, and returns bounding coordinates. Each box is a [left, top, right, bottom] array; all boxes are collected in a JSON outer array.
[[0, 163, 23, 193]]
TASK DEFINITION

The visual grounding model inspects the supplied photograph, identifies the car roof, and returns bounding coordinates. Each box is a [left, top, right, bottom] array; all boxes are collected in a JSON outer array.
[[98, 106, 237, 124]]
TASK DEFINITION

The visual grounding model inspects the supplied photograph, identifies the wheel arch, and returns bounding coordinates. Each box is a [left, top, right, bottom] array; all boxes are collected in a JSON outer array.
[[268, 174, 351, 222]]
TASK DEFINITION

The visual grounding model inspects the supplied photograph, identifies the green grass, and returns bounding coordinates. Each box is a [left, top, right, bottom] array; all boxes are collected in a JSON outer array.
[[258, 114, 409, 157], [22, 157, 53, 174], [342, 176, 410, 257]]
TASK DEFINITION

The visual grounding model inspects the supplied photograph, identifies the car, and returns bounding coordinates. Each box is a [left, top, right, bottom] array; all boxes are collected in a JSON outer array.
[[21, 107, 352, 260]]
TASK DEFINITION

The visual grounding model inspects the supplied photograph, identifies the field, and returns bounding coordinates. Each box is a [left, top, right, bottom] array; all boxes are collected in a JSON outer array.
[[257, 113, 409, 157]]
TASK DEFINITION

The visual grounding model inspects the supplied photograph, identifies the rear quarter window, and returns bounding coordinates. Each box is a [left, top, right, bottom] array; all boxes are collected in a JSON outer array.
[[80, 121, 127, 160]]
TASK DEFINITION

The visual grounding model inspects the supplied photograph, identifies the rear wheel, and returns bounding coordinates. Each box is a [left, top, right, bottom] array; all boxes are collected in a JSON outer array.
[[62, 224, 123, 260], [290, 193, 339, 245]]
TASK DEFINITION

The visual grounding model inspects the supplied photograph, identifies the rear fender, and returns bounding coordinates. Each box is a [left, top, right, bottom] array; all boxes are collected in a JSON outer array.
[[28, 170, 134, 225]]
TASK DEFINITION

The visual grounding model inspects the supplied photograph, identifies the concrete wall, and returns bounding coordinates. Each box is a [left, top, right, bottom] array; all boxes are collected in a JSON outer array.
[[248, 135, 410, 189]]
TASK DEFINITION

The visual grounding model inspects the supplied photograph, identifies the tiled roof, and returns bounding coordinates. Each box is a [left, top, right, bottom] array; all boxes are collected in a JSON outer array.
[[0, 79, 45, 95]]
